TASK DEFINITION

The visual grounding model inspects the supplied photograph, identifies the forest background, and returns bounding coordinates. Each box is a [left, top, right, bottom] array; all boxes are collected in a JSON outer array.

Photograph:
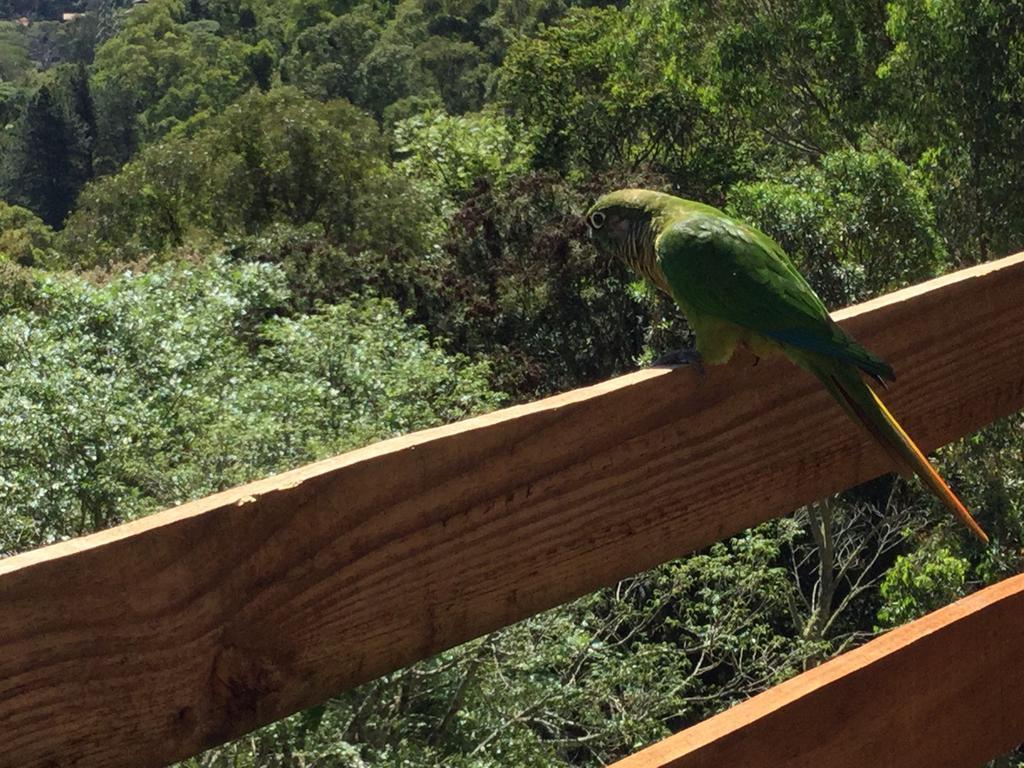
[[0, 0, 1023, 764]]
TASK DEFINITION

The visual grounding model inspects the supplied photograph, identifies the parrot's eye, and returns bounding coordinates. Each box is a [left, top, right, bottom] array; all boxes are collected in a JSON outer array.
[[589, 211, 606, 229]]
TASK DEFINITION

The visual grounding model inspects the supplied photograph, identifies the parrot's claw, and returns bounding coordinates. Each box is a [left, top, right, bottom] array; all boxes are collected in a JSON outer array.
[[651, 348, 705, 377]]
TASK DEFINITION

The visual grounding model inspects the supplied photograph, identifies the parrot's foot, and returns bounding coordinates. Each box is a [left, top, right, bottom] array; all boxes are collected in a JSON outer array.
[[651, 348, 705, 376]]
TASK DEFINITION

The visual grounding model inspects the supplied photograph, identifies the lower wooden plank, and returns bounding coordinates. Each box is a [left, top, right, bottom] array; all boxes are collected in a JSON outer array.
[[611, 572, 1024, 768], [1, 254, 1023, 767]]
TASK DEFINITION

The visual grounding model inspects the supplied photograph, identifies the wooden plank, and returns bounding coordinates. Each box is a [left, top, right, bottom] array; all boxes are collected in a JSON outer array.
[[1, 253, 1023, 768], [610, 571, 1024, 768]]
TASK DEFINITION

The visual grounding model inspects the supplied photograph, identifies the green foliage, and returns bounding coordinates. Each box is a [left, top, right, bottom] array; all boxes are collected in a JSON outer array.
[[59, 87, 389, 264], [0, 258, 501, 556], [349, 0, 498, 115], [879, 0, 1024, 262], [0, 200, 56, 265], [500, 6, 701, 177], [875, 412, 1024, 631], [933, 414, 1024, 582], [0, 22, 32, 80], [0, 79, 29, 129], [877, 541, 968, 627], [280, 6, 382, 101], [250, 0, 564, 118], [90, 0, 261, 163], [22, 14, 100, 68], [710, 0, 889, 159], [394, 108, 532, 201], [726, 149, 946, 305]]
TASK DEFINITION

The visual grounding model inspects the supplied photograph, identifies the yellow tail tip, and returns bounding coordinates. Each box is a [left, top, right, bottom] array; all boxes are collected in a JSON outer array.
[[865, 388, 989, 544]]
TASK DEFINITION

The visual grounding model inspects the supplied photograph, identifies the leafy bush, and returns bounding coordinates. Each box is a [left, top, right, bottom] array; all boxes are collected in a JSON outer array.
[[394, 108, 532, 203], [0, 201, 56, 266], [0, 258, 501, 556], [877, 543, 968, 627], [727, 149, 946, 306]]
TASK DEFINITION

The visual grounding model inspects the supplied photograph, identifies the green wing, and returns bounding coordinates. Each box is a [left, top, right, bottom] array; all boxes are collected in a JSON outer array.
[[657, 211, 894, 382]]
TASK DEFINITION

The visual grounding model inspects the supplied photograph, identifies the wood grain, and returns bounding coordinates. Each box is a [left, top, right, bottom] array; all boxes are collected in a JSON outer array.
[[1, 253, 1023, 767], [610, 571, 1024, 768]]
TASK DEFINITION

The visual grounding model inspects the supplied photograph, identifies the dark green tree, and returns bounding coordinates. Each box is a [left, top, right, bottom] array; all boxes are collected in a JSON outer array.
[[1, 84, 87, 226]]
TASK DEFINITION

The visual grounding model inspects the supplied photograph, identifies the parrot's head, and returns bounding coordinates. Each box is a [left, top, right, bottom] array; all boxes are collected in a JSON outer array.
[[586, 189, 674, 283]]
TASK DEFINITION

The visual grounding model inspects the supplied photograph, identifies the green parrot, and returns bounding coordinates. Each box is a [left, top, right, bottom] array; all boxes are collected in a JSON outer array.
[[587, 188, 988, 543]]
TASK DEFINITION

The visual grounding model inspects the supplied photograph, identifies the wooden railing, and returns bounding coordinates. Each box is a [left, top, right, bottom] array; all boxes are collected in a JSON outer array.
[[613, 571, 1024, 768], [2, 253, 1023, 768]]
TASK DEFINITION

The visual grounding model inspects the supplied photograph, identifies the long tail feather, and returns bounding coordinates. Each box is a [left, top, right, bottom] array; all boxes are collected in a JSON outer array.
[[806, 359, 988, 544]]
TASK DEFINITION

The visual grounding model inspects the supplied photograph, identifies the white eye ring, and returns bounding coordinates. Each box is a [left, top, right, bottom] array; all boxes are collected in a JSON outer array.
[[589, 211, 606, 229]]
